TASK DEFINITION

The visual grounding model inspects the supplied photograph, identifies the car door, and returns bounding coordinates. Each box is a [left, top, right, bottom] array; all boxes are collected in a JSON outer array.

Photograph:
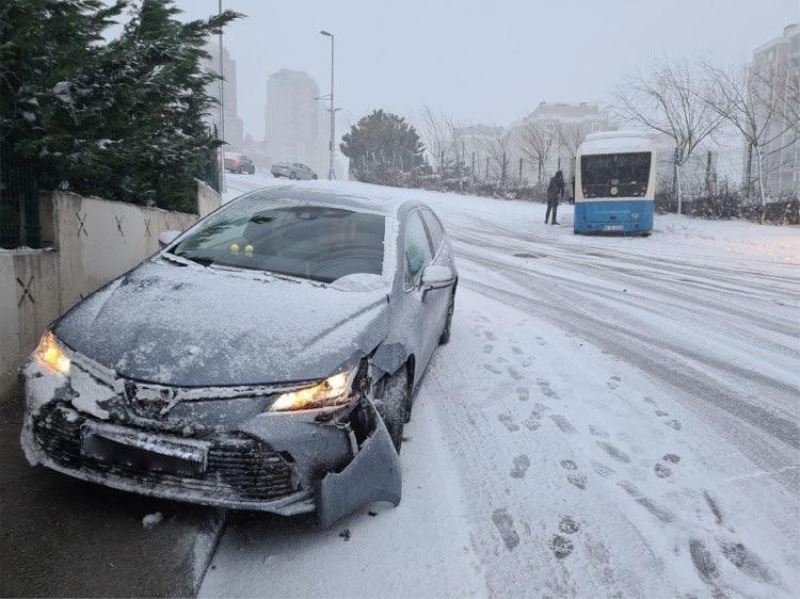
[[401, 210, 438, 380], [420, 208, 455, 333]]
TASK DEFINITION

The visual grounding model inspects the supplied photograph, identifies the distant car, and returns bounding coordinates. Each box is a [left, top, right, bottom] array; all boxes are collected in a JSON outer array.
[[271, 162, 317, 180], [225, 152, 256, 175], [20, 186, 457, 527]]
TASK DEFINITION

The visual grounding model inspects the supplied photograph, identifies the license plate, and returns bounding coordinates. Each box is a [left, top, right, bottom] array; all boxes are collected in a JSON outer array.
[[81, 423, 208, 475], [603, 224, 624, 231]]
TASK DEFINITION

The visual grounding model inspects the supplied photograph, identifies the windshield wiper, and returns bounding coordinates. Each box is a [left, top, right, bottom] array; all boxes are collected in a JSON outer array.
[[172, 254, 215, 267]]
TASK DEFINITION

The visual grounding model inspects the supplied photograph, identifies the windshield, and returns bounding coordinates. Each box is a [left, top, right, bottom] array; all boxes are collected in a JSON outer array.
[[580, 152, 651, 198], [170, 199, 386, 283]]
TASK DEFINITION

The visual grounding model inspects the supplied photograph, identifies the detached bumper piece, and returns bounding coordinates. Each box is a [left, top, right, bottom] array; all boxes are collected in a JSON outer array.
[[32, 402, 303, 507]]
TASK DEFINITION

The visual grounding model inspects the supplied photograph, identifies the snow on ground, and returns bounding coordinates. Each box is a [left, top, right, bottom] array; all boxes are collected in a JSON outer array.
[[204, 173, 799, 599]]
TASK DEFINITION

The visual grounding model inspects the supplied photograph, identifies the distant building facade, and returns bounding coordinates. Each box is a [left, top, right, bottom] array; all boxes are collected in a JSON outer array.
[[747, 23, 799, 198], [204, 42, 244, 148], [264, 69, 329, 176]]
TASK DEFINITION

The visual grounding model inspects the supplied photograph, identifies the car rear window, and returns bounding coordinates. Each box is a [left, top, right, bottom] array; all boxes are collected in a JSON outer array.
[[581, 152, 651, 198]]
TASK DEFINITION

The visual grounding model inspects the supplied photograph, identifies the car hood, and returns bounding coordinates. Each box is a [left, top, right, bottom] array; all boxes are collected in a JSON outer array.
[[55, 259, 390, 387]]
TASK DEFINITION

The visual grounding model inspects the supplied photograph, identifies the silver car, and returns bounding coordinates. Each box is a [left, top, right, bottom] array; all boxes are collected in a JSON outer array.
[[270, 161, 317, 180], [20, 186, 457, 526]]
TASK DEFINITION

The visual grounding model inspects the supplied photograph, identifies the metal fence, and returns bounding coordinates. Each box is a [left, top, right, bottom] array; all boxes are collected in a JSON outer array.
[[0, 154, 40, 249]]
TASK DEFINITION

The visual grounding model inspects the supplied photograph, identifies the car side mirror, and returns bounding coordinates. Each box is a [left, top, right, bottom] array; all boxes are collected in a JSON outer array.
[[420, 264, 455, 293], [158, 230, 181, 249]]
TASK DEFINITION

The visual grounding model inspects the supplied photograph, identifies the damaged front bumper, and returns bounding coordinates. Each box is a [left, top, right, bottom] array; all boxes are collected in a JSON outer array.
[[20, 357, 402, 528]]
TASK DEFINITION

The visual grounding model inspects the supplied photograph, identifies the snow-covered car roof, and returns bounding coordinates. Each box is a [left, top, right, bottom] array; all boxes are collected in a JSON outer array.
[[232, 185, 424, 219], [578, 131, 657, 156]]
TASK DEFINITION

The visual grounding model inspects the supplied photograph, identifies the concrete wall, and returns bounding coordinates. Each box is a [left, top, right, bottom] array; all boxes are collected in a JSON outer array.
[[196, 179, 221, 218], [0, 186, 220, 401]]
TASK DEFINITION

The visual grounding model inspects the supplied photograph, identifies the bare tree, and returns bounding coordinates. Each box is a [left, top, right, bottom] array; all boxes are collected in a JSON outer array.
[[700, 61, 796, 213], [419, 104, 452, 178], [615, 59, 722, 213], [483, 126, 511, 191], [520, 120, 554, 186]]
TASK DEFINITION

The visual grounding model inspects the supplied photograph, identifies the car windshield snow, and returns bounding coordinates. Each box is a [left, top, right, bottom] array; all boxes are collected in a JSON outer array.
[[170, 199, 386, 283]]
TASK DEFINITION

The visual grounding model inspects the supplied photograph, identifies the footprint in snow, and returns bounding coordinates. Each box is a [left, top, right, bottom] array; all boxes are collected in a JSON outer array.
[[654, 409, 669, 417], [663, 453, 681, 464], [689, 539, 720, 586], [589, 425, 610, 438], [558, 516, 579, 535], [524, 404, 549, 431], [606, 376, 621, 390], [591, 461, 616, 478], [535, 336, 547, 346], [654, 463, 672, 478], [510, 454, 531, 479], [483, 329, 497, 341], [703, 491, 723, 525], [595, 441, 631, 464], [664, 419, 682, 431], [537, 379, 558, 399], [560, 459, 587, 489], [549, 414, 576, 434], [491, 509, 520, 551], [516, 387, 529, 401], [483, 344, 494, 354], [483, 363, 502, 375], [720, 541, 774, 583], [521, 358, 534, 367], [498, 413, 519, 432], [511, 345, 524, 355], [549, 535, 574, 559], [567, 472, 587, 490], [618, 481, 674, 523], [507, 366, 524, 381]]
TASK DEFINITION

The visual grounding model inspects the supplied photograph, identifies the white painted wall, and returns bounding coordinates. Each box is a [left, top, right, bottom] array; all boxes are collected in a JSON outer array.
[[0, 185, 220, 401]]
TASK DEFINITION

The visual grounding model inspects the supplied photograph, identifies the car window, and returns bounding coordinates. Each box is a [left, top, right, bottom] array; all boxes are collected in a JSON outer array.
[[170, 199, 386, 283], [404, 211, 433, 287], [421, 209, 444, 253]]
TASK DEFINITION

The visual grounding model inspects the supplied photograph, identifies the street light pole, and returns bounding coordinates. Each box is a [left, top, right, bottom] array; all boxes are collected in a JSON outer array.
[[320, 30, 335, 180], [217, 0, 225, 193]]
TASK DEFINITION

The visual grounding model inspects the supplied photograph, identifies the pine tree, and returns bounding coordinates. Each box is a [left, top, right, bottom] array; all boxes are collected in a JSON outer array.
[[1, 0, 240, 212], [340, 109, 426, 186]]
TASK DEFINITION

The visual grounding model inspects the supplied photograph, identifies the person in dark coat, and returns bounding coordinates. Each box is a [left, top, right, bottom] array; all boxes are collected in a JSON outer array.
[[545, 170, 564, 225]]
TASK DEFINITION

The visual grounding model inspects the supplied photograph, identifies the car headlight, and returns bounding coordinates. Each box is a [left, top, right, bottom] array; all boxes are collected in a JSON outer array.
[[35, 331, 71, 375], [270, 367, 357, 412]]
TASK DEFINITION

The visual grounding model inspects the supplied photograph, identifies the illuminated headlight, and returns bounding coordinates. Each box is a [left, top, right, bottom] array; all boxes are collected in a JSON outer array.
[[35, 331, 71, 375], [270, 367, 357, 412]]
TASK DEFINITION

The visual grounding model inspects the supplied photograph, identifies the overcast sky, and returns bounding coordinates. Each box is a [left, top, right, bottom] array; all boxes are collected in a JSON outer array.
[[173, 0, 799, 140]]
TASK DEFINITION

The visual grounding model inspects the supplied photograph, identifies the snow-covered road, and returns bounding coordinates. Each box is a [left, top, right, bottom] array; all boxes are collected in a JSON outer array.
[[201, 174, 799, 599]]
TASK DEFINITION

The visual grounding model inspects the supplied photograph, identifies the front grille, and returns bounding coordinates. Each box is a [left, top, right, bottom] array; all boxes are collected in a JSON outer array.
[[32, 403, 297, 502]]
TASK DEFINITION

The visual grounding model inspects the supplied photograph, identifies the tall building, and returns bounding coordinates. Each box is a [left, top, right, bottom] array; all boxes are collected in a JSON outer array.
[[204, 42, 244, 148], [748, 23, 799, 197], [264, 69, 327, 175]]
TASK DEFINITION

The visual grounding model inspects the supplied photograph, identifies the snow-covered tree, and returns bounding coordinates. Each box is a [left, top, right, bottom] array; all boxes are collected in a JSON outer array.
[[340, 109, 425, 186], [615, 60, 722, 214], [1, 0, 240, 212]]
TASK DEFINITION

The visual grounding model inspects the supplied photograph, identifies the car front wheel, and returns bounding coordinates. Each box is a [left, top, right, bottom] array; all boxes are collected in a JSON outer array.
[[439, 291, 455, 345], [377, 366, 410, 453]]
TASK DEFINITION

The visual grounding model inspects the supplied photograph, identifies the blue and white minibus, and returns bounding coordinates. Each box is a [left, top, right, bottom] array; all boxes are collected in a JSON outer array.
[[574, 131, 657, 235]]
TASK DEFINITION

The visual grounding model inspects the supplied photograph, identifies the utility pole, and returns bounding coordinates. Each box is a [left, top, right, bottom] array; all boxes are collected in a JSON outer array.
[[217, 0, 225, 193], [320, 31, 335, 180]]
